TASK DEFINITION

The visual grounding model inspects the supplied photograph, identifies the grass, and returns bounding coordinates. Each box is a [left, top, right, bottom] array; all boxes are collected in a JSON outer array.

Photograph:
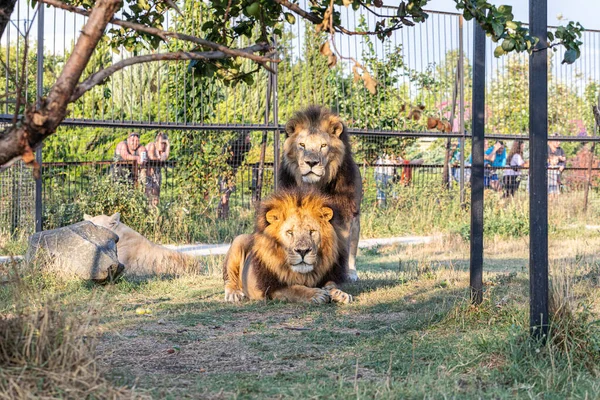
[[5, 187, 600, 258], [2, 233, 600, 399]]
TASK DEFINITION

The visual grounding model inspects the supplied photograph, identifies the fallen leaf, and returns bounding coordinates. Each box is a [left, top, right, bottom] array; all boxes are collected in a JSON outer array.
[[327, 53, 337, 68], [352, 64, 361, 83], [362, 71, 377, 95], [427, 116, 438, 130], [443, 120, 452, 133], [408, 108, 421, 121], [319, 41, 332, 56]]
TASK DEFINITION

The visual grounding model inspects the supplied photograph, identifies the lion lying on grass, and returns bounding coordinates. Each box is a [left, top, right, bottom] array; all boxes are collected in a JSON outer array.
[[223, 189, 352, 304], [84, 213, 200, 276]]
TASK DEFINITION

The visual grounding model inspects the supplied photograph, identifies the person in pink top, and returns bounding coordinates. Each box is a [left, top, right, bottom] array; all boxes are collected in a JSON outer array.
[[145, 132, 170, 206], [113, 132, 147, 183]]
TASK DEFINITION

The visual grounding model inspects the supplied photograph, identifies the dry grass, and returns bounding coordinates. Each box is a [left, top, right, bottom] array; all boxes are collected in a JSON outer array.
[[0, 263, 147, 400]]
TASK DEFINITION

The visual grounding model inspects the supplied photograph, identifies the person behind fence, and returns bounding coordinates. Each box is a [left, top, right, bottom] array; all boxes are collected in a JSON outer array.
[[548, 155, 561, 198], [145, 132, 170, 206], [449, 141, 470, 187], [374, 153, 396, 207], [484, 140, 506, 190], [503, 140, 527, 198], [113, 132, 147, 182], [548, 136, 566, 188]]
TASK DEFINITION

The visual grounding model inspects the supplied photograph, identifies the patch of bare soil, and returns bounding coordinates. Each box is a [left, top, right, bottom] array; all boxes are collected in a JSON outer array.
[[96, 308, 326, 380]]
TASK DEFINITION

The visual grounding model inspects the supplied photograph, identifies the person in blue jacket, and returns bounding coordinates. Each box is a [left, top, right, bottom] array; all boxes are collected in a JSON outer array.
[[484, 140, 506, 190]]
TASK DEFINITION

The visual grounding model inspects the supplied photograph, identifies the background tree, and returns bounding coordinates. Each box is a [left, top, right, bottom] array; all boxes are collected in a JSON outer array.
[[0, 0, 585, 169]]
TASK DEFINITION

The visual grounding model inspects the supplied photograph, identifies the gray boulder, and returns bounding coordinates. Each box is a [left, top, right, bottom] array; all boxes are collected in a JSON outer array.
[[25, 221, 124, 283]]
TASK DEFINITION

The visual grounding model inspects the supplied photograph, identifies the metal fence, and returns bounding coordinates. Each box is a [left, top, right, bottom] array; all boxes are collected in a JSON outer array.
[[2, 1, 600, 244]]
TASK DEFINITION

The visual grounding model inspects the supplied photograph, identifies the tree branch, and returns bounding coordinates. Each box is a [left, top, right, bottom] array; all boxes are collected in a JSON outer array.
[[0, 0, 121, 167], [39, 0, 277, 67], [0, 0, 17, 39], [272, 0, 321, 24], [70, 45, 272, 102], [272, 0, 394, 36]]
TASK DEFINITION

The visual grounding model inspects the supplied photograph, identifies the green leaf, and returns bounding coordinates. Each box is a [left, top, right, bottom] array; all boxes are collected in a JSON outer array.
[[506, 21, 518, 30], [284, 12, 296, 24], [492, 22, 504, 38], [562, 48, 578, 64], [547, 31, 554, 42], [501, 38, 515, 52], [498, 5, 512, 14]]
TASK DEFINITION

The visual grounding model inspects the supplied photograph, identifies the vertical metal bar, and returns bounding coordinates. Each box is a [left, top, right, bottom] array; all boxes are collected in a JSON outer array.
[[470, 23, 485, 305], [35, 3, 44, 232], [272, 36, 280, 191], [529, 0, 549, 339], [458, 16, 465, 205]]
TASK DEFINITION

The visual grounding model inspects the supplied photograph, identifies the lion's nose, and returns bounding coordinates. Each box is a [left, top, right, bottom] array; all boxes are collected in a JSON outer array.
[[295, 248, 310, 259], [306, 160, 318, 168]]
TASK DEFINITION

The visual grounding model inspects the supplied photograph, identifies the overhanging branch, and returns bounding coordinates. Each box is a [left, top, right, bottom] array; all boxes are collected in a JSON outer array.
[[70, 45, 272, 102], [0, 0, 17, 39], [39, 0, 276, 67], [0, 0, 121, 167]]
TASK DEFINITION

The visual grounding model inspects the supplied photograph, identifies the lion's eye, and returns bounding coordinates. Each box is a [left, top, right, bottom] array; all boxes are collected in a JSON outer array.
[[286, 230, 293, 237], [321, 144, 327, 148], [299, 143, 305, 148]]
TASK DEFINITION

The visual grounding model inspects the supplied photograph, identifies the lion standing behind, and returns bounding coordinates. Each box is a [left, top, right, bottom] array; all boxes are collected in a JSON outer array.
[[278, 106, 362, 281], [223, 189, 352, 304]]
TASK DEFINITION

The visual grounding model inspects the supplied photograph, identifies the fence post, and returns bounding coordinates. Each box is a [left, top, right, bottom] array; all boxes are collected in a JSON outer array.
[[458, 15, 466, 206], [35, 3, 44, 232], [470, 23, 485, 305], [529, 0, 549, 340], [585, 98, 600, 213], [272, 37, 280, 192]]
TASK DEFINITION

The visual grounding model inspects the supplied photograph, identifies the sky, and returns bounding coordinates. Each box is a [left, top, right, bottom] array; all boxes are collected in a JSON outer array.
[[428, 0, 599, 30]]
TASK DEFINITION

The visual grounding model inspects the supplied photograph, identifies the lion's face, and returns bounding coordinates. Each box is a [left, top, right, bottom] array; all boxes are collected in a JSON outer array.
[[83, 212, 121, 232], [263, 201, 334, 274], [284, 107, 346, 185], [293, 130, 334, 184]]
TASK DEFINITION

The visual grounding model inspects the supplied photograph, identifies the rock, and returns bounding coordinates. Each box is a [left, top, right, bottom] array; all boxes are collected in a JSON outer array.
[[25, 221, 124, 283]]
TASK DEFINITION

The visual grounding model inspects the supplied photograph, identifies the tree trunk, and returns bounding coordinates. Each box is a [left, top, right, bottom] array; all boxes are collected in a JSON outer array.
[[0, 0, 121, 168]]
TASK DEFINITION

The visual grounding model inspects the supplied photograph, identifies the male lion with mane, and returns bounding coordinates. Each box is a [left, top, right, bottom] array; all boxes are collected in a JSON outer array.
[[223, 189, 352, 304], [279, 106, 362, 281]]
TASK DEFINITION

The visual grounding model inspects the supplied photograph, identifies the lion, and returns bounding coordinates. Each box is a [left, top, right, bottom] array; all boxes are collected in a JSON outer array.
[[223, 189, 353, 304], [83, 213, 201, 276], [279, 106, 362, 281]]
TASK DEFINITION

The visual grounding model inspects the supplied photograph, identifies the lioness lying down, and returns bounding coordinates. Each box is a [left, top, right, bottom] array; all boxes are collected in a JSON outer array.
[[223, 189, 352, 304], [84, 213, 200, 276]]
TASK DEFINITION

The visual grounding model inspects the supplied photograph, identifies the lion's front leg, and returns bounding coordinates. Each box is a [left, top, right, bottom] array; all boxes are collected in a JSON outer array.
[[347, 216, 360, 282], [323, 281, 353, 304], [223, 234, 252, 303], [270, 285, 331, 304]]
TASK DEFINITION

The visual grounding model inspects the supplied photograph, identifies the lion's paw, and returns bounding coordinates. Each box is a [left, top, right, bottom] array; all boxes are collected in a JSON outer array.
[[309, 288, 331, 304], [347, 270, 359, 282], [225, 288, 245, 303], [329, 288, 353, 304]]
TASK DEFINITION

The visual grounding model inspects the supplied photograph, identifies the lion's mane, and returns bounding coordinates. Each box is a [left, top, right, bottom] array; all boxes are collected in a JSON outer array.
[[279, 105, 361, 223], [223, 188, 347, 297]]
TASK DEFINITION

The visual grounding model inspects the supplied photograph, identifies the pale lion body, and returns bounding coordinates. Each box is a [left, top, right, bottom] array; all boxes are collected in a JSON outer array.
[[279, 106, 362, 281], [223, 189, 352, 304], [84, 213, 200, 276]]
